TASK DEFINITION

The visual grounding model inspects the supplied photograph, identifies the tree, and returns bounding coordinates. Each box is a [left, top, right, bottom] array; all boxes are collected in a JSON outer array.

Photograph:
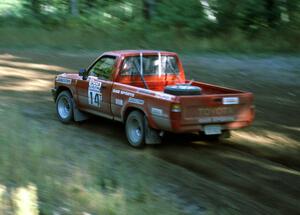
[[70, 0, 79, 16], [285, 0, 300, 24], [30, 0, 41, 15], [155, 0, 207, 34], [264, 0, 281, 27], [213, 0, 240, 32], [143, 0, 156, 20], [214, 0, 283, 33]]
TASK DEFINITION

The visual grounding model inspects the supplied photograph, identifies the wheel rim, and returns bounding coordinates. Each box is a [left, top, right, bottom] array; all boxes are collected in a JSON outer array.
[[128, 118, 142, 145], [58, 96, 71, 119]]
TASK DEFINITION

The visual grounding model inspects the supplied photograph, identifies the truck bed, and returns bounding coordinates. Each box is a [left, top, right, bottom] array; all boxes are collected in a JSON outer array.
[[190, 81, 244, 95], [168, 80, 254, 133]]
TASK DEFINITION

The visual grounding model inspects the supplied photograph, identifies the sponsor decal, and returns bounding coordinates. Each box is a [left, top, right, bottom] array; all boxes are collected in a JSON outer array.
[[155, 92, 174, 101], [151, 108, 163, 116], [112, 89, 120, 94], [137, 89, 153, 95], [56, 76, 71, 84], [112, 89, 135, 97], [115, 99, 124, 106], [198, 107, 235, 116], [88, 79, 102, 107], [199, 116, 236, 123], [128, 97, 144, 105], [223, 97, 239, 105], [120, 91, 135, 97]]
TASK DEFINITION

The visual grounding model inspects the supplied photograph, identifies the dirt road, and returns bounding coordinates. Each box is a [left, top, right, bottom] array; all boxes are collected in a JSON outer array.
[[0, 50, 299, 214]]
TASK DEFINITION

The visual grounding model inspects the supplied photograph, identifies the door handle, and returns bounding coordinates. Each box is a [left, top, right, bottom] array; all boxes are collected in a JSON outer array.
[[102, 85, 107, 89]]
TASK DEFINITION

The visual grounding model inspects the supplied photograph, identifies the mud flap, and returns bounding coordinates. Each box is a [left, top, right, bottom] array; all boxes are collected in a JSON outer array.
[[144, 117, 162, 144], [72, 99, 90, 122]]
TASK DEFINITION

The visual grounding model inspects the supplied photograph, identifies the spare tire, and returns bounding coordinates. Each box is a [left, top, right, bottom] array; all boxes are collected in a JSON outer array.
[[164, 84, 202, 96]]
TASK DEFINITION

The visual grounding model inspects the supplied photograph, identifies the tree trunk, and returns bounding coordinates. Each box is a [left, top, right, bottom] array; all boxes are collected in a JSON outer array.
[[265, 0, 281, 27], [143, 0, 156, 20], [70, 0, 79, 16], [31, 0, 41, 15], [286, 0, 299, 24]]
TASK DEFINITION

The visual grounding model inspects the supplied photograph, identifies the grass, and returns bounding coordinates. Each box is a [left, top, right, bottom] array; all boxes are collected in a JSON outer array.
[[0, 105, 183, 214], [0, 49, 299, 214], [0, 26, 299, 53]]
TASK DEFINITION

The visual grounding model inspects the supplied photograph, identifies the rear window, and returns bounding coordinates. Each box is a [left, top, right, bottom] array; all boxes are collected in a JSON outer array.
[[121, 55, 179, 76]]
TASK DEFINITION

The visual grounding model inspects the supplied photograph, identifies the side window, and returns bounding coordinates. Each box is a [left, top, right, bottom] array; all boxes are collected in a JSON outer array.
[[163, 56, 179, 74], [89, 56, 116, 80], [120, 55, 179, 76], [120, 56, 140, 76]]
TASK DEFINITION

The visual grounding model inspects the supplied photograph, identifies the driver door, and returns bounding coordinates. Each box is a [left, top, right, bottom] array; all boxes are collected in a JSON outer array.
[[76, 55, 116, 117]]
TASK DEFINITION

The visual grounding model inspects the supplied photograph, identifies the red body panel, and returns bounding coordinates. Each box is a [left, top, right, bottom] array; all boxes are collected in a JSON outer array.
[[54, 50, 255, 133]]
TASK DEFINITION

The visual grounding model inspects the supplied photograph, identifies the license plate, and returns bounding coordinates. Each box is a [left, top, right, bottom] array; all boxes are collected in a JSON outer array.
[[204, 125, 221, 135]]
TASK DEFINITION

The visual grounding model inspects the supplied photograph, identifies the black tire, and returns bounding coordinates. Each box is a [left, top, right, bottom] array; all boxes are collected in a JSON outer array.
[[56, 91, 74, 124], [164, 84, 202, 96], [125, 111, 145, 148]]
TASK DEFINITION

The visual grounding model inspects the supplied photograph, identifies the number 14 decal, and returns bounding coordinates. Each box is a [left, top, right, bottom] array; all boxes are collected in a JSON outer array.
[[89, 91, 102, 107], [88, 79, 102, 107]]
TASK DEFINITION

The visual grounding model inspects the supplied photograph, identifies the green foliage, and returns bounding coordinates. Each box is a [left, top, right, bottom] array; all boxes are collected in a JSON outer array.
[[0, 0, 299, 52], [0, 107, 182, 214], [155, 0, 206, 33]]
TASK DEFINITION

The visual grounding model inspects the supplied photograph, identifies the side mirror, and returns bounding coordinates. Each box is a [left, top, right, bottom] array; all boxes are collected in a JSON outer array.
[[79, 68, 87, 80]]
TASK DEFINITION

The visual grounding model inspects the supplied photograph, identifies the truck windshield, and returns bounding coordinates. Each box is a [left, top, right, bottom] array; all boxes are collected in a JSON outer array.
[[121, 55, 179, 76]]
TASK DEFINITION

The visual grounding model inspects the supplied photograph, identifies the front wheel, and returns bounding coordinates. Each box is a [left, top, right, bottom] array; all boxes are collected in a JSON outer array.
[[56, 91, 74, 123], [125, 111, 145, 148]]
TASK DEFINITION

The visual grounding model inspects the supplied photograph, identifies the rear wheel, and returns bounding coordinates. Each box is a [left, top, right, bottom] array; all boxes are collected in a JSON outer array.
[[56, 91, 74, 123], [125, 111, 145, 148]]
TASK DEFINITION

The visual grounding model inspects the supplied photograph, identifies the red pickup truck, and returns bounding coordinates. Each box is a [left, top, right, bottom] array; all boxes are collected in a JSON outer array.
[[52, 50, 254, 147]]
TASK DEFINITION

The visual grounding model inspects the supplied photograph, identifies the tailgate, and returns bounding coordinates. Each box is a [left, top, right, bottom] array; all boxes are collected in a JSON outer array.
[[179, 93, 254, 125]]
